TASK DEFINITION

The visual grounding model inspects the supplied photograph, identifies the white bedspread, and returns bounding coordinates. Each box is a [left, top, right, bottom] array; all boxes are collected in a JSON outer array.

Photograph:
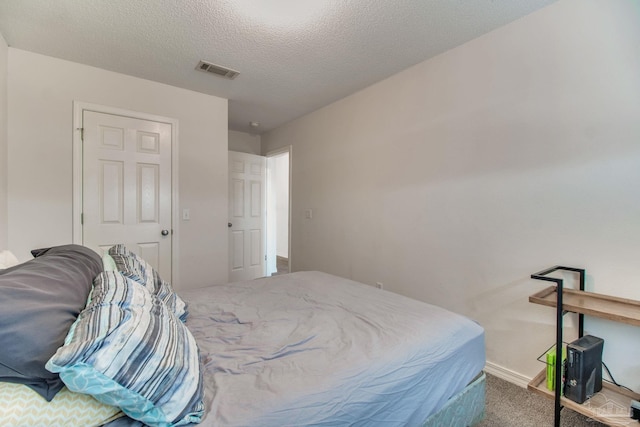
[[181, 271, 485, 427]]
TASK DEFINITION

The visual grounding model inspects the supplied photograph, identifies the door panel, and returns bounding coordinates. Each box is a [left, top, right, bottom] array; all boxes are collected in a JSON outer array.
[[137, 163, 159, 223], [229, 151, 266, 282], [250, 181, 261, 217], [231, 230, 244, 270], [250, 229, 261, 266], [137, 243, 160, 269], [100, 161, 124, 224], [83, 111, 172, 279]]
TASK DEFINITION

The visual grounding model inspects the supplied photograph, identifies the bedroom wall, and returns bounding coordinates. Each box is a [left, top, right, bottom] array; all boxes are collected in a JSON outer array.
[[0, 32, 8, 249], [262, 0, 640, 387], [229, 129, 261, 155], [7, 49, 229, 290]]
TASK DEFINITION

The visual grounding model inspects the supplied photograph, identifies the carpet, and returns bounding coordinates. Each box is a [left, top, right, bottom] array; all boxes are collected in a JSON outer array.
[[478, 373, 608, 426]]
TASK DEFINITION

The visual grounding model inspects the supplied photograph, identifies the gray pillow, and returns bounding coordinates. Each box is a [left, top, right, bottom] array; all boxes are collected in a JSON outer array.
[[0, 244, 102, 400]]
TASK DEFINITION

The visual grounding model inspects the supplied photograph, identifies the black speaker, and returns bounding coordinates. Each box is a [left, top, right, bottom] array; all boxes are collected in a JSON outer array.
[[564, 335, 604, 404]]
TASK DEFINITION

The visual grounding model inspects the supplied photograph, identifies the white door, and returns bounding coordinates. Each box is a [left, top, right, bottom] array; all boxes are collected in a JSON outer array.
[[229, 151, 266, 282], [82, 110, 173, 279]]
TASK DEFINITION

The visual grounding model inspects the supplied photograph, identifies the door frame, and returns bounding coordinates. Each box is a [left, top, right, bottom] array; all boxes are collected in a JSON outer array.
[[72, 101, 180, 283], [265, 145, 292, 273]]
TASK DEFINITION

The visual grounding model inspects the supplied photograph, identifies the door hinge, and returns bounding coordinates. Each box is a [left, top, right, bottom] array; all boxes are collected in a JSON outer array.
[[80, 213, 84, 225], [78, 127, 84, 141], [265, 255, 267, 261]]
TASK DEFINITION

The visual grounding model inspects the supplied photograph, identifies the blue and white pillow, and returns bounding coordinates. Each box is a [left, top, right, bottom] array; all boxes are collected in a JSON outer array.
[[109, 245, 188, 321], [151, 268, 189, 322], [46, 271, 204, 427], [109, 251, 150, 286]]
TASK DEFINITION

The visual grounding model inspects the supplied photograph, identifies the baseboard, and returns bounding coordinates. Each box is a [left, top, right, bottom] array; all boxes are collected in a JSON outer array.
[[484, 361, 532, 389]]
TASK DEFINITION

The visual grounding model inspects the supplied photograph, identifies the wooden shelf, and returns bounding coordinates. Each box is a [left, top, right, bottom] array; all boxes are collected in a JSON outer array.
[[530, 267, 640, 426], [528, 369, 640, 426], [529, 286, 640, 326]]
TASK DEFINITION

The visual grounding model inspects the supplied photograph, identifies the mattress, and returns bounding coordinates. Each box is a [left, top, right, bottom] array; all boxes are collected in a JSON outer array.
[[180, 271, 485, 427]]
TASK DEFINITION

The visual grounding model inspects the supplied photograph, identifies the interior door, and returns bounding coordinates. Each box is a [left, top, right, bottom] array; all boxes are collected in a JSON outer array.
[[228, 151, 266, 282], [82, 110, 173, 279]]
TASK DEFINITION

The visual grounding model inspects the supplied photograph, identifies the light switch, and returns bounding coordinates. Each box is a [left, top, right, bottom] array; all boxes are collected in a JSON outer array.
[[182, 209, 190, 221]]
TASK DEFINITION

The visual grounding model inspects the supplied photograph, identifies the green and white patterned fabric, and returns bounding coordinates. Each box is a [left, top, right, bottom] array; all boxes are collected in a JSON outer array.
[[46, 271, 204, 427], [101, 253, 117, 271], [0, 381, 123, 427]]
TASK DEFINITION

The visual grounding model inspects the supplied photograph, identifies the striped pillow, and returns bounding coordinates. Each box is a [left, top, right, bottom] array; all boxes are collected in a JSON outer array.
[[152, 268, 189, 322], [107, 243, 131, 256], [46, 271, 204, 427], [109, 245, 188, 321], [110, 252, 150, 287]]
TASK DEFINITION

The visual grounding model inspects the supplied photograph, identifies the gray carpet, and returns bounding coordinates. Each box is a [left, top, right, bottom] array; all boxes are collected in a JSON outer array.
[[478, 374, 607, 427]]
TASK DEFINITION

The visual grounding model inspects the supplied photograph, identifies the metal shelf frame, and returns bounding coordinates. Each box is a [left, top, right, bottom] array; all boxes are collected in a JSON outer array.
[[531, 265, 585, 427]]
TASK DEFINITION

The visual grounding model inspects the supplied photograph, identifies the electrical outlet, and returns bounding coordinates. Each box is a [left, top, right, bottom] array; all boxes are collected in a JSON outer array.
[[305, 209, 313, 219], [375, 282, 383, 290]]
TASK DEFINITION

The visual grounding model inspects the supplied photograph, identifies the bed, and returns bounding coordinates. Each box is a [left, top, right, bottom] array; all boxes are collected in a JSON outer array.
[[0, 244, 485, 427]]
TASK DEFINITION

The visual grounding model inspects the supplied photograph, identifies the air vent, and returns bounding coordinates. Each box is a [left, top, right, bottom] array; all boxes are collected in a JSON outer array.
[[196, 60, 240, 80]]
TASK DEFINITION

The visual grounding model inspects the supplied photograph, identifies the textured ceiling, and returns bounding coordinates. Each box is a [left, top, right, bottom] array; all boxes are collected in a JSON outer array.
[[0, 0, 556, 133]]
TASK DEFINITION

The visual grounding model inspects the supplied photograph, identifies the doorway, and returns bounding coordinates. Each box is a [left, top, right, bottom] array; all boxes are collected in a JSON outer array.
[[266, 147, 291, 276]]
